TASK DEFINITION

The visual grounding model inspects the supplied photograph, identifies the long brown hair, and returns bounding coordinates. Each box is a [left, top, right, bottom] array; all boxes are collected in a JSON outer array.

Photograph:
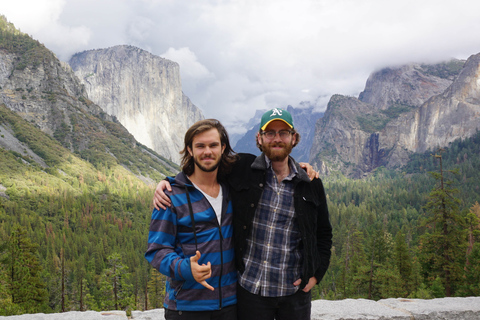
[[180, 119, 238, 177]]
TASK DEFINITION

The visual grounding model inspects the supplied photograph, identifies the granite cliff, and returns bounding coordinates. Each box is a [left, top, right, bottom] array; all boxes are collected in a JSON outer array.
[[310, 57, 480, 177], [0, 17, 178, 180], [0, 41, 110, 150], [69, 45, 204, 164]]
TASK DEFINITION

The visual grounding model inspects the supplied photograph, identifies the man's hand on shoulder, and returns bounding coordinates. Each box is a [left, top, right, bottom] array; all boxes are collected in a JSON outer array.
[[299, 162, 319, 180], [153, 180, 172, 210]]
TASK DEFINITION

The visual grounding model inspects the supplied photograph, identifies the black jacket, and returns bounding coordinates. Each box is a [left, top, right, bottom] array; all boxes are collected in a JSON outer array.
[[227, 153, 333, 288]]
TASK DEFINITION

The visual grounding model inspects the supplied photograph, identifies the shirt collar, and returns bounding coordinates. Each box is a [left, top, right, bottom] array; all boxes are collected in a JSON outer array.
[[251, 153, 310, 183], [264, 155, 297, 181]]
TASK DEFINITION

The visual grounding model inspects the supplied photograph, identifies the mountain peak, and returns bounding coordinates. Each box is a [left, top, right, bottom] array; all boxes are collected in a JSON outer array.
[[69, 45, 204, 164], [311, 55, 480, 177]]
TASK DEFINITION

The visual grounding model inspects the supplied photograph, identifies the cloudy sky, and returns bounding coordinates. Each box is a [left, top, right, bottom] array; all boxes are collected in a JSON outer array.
[[2, 0, 480, 134]]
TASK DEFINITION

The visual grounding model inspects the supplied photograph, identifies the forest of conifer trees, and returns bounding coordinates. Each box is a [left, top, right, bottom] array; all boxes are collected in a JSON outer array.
[[1, 130, 479, 316]]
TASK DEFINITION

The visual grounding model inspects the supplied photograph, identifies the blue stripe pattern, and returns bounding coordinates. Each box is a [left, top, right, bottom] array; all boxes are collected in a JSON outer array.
[[145, 173, 236, 311]]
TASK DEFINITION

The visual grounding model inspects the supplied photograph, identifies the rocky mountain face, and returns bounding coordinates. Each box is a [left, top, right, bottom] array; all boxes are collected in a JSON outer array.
[[234, 105, 323, 162], [0, 40, 116, 154], [0, 17, 178, 180], [310, 57, 480, 177], [69, 45, 204, 164], [0, 47, 109, 148]]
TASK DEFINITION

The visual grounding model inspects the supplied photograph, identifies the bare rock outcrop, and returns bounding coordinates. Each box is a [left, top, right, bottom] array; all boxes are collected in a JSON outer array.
[[310, 57, 480, 177], [69, 45, 204, 164]]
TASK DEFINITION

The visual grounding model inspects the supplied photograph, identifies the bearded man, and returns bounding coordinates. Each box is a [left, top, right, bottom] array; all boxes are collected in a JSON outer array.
[[227, 108, 332, 320]]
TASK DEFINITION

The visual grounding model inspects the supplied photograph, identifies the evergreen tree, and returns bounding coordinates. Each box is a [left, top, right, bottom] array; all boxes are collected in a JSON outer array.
[[373, 265, 404, 298], [339, 230, 369, 298], [461, 243, 480, 296], [394, 231, 414, 295], [0, 225, 49, 314], [418, 153, 466, 296], [366, 225, 393, 299], [461, 202, 480, 296], [466, 202, 480, 260], [0, 263, 25, 316], [98, 253, 133, 311], [147, 268, 165, 310]]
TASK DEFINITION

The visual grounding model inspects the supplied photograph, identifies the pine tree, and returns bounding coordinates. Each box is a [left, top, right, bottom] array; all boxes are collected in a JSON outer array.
[[461, 202, 480, 296], [0, 263, 25, 316], [394, 231, 414, 295], [366, 224, 393, 299], [99, 253, 133, 311], [418, 152, 466, 297], [147, 268, 165, 310], [373, 265, 404, 298], [0, 225, 49, 313], [466, 202, 480, 260], [339, 229, 369, 298]]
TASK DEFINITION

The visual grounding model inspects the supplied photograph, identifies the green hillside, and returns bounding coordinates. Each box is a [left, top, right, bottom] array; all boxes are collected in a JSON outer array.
[[0, 16, 179, 314], [0, 104, 177, 314]]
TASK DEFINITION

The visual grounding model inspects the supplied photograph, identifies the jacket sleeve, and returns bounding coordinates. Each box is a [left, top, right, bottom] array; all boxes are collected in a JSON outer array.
[[145, 207, 195, 282], [313, 178, 333, 283]]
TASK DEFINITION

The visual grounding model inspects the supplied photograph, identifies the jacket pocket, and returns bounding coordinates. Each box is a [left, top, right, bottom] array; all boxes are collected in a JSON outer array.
[[169, 279, 184, 298]]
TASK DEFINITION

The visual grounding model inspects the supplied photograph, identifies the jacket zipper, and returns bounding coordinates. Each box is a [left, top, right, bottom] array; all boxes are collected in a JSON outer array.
[[217, 218, 224, 309]]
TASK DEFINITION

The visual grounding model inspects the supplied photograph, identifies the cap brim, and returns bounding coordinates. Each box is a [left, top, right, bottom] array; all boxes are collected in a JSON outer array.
[[261, 119, 294, 131]]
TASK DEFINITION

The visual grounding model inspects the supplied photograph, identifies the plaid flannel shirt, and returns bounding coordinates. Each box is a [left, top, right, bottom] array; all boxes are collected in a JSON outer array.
[[238, 157, 303, 297]]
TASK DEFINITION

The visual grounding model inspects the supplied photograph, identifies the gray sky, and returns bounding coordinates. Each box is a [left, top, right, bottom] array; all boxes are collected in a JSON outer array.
[[2, 0, 480, 134]]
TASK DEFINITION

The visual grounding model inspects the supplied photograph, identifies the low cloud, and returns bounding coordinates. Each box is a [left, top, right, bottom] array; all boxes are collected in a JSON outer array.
[[2, 0, 480, 135]]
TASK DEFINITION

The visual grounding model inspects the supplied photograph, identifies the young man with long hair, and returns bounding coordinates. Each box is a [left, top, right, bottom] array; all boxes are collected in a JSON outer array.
[[145, 119, 238, 319]]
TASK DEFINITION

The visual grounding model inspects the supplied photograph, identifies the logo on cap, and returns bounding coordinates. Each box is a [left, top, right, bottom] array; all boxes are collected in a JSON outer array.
[[270, 108, 283, 117]]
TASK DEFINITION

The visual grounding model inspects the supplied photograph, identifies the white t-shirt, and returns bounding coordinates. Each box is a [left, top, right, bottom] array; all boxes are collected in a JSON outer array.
[[192, 182, 223, 224]]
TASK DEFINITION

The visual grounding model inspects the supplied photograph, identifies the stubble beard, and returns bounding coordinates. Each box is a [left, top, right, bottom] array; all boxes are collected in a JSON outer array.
[[193, 155, 222, 173]]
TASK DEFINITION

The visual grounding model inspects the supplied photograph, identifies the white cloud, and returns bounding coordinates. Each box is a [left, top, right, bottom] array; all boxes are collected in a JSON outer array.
[[1, 0, 91, 59], [161, 47, 213, 81], [2, 0, 480, 135]]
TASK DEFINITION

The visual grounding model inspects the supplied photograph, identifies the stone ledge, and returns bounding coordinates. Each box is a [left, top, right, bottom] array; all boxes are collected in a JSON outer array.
[[310, 297, 480, 320], [0, 311, 127, 320], [1, 297, 479, 320]]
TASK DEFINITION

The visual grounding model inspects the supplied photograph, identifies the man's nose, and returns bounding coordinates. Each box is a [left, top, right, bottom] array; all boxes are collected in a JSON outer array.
[[273, 133, 283, 141]]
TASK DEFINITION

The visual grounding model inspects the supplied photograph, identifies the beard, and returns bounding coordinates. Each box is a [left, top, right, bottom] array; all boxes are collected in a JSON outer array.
[[193, 155, 222, 173], [262, 141, 293, 162]]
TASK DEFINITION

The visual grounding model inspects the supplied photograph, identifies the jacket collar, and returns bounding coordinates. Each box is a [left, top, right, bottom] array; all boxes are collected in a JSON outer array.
[[168, 171, 194, 188], [251, 153, 310, 183], [171, 171, 229, 197]]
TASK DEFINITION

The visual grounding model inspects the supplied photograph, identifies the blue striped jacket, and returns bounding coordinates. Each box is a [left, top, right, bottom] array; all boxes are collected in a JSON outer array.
[[145, 172, 237, 311]]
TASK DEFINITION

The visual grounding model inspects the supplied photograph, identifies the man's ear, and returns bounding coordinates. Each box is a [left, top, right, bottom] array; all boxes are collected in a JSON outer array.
[[256, 132, 262, 146], [292, 132, 297, 146], [187, 146, 193, 156]]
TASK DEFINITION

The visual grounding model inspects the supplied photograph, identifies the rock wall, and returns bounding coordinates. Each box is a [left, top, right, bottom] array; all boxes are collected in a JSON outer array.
[[0, 47, 115, 153], [2, 297, 479, 320], [311, 56, 480, 177], [358, 63, 455, 111], [69, 45, 204, 164]]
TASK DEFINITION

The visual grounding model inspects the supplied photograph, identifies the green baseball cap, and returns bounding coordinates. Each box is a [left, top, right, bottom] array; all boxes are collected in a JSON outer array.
[[260, 108, 294, 131]]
